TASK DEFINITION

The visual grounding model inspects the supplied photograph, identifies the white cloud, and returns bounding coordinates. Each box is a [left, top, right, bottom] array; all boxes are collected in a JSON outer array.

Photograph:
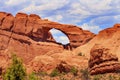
[[5, 0, 27, 6], [56, 15, 63, 21], [69, 0, 114, 17], [81, 23, 102, 33], [49, 29, 61, 35], [59, 36, 70, 44], [69, 2, 91, 15], [1, 0, 120, 34], [90, 15, 120, 26], [20, 0, 69, 13], [114, 15, 120, 21], [53, 36, 69, 44], [45, 15, 63, 22], [78, 0, 112, 13], [110, 0, 120, 8]]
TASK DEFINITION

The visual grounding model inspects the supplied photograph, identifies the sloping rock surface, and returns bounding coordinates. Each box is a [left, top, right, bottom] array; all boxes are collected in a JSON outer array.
[[74, 24, 120, 60]]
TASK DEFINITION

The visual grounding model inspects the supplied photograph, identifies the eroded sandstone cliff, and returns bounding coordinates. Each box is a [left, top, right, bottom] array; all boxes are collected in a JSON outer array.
[[0, 12, 94, 74], [74, 24, 120, 60], [0, 12, 95, 48], [0, 12, 95, 61]]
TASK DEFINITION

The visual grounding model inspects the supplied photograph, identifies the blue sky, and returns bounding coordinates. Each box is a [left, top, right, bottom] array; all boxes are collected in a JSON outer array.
[[0, 0, 120, 44]]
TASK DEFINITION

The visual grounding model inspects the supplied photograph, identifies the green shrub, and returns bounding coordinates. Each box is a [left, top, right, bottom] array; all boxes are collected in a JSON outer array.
[[3, 54, 26, 80], [93, 75, 101, 80], [29, 72, 38, 80], [70, 66, 78, 76], [78, 52, 84, 56], [59, 77, 67, 80], [78, 52, 83, 56], [108, 75, 116, 80], [38, 71, 47, 76], [50, 69, 60, 77], [80, 68, 89, 80]]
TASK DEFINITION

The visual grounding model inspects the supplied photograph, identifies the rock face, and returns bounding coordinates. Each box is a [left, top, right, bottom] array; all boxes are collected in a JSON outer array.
[[89, 44, 120, 75], [0, 51, 11, 74], [0, 12, 95, 48], [74, 24, 120, 59], [26, 51, 88, 74], [0, 12, 94, 74], [0, 11, 95, 65], [56, 61, 72, 73]]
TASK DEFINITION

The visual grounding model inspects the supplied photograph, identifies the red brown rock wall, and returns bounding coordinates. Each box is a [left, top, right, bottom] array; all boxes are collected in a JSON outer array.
[[89, 44, 120, 75], [0, 12, 95, 48], [0, 12, 95, 74]]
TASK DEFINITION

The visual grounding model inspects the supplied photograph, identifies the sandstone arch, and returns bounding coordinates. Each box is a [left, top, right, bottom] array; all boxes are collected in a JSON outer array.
[[0, 12, 96, 73], [0, 12, 95, 48], [38, 23, 95, 48]]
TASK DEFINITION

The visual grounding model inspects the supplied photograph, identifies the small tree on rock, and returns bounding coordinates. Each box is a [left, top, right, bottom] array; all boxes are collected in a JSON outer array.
[[3, 54, 26, 80]]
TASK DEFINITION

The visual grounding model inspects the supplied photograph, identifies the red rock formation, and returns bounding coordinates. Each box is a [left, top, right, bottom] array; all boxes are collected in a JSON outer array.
[[0, 12, 94, 74], [0, 12, 95, 54], [89, 44, 120, 75], [56, 61, 72, 73], [0, 51, 11, 74], [0, 12, 95, 48], [74, 24, 120, 59]]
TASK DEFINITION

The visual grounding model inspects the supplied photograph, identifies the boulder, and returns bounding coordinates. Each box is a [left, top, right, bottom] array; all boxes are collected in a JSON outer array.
[[56, 61, 71, 73], [89, 44, 120, 75]]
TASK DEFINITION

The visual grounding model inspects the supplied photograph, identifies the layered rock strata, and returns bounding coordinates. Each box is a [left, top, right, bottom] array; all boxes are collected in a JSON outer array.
[[0, 12, 95, 49], [89, 44, 120, 75], [0, 12, 95, 73]]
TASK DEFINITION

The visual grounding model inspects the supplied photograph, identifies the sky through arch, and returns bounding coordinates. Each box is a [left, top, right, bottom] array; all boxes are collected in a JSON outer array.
[[49, 28, 70, 45]]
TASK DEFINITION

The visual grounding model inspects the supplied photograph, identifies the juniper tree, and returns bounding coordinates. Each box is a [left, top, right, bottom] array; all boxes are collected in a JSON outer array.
[[3, 54, 26, 80]]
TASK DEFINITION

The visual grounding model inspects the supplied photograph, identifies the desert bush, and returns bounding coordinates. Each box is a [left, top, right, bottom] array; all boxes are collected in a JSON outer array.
[[80, 68, 89, 80], [78, 52, 85, 56], [108, 75, 116, 80], [93, 75, 102, 80], [3, 54, 26, 80], [50, 69, 60, 77], [59, 76, 67, 80], [70, 66, 78, 76], [78, 52, 83, 56], [28, 72, 38, 80], [38, 71, 47, 76]]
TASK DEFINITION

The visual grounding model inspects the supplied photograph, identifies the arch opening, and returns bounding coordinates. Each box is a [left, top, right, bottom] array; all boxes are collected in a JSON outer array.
[[49, 28, 70, 45]]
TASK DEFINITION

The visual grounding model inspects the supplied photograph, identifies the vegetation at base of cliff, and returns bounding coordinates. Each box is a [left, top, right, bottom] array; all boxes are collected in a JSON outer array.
[[78, 52, 85, 56], [33, 68, 120, 80], [92, 75, 102, 80], [50, 69, 60, 77], [1, 53, 120, 80], [38, 71, 48, 76], [2, 54, 26, 80], [28, 72, 38, 80], [70, 66, 78, 76], [80, 68, 90, 80], [91, 73, 120, 80]]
